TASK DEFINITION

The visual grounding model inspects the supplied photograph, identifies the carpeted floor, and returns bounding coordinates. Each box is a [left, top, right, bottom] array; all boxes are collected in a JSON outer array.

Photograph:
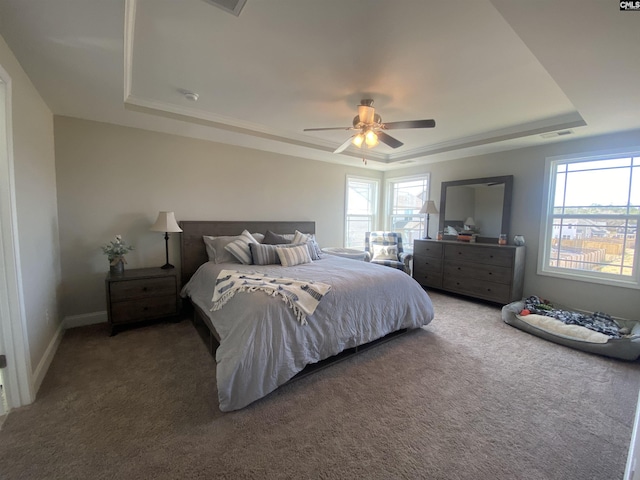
[[0, 291, 638, 480]]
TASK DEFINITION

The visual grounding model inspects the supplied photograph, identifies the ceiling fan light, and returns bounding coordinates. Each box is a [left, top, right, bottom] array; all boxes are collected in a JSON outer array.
[[358, 105, 375, 125], [365, 130, 378, 147], [352, 133, 365, 147]]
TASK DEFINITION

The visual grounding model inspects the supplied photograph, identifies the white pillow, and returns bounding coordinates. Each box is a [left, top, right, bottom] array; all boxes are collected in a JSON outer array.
[[224, 230, 259, 265], [372, 244, 398, 261], [276, 244, 312, 267]]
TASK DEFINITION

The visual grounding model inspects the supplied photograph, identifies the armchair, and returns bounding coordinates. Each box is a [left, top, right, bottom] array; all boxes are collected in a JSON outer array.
[[364, 231, 413, 274]]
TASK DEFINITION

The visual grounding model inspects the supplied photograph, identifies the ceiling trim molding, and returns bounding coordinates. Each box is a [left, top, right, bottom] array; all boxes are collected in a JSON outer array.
[[386, 112, 587, 163], [124, 94, 390, 162]]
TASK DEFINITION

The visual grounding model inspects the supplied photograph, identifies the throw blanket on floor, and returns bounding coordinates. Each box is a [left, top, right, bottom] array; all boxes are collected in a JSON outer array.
[[211, 270, 332, 325], [523, 295, 621, 337]]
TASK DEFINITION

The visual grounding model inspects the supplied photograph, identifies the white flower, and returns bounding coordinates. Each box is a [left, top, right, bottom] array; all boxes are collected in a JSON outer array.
[[115, 235, 122, 242]]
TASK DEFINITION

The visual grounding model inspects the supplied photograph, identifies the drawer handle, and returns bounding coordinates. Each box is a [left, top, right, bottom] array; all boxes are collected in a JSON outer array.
[[143, 306, 148, 311], [142, 287, 148, 292], [457, 267, 461, 270]]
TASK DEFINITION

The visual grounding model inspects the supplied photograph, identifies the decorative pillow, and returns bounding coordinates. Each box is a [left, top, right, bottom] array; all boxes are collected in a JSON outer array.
[[263, 230, 292, 245], [249, 243, 281, 265], [224, 230, 259, 265], [250, 243, 308, 265], [277, 244, 312, 267], [252, 232, 265, 243], [203, 235, 241, 264], [292, 230, 322, 260], [371, 244, 399, 261]]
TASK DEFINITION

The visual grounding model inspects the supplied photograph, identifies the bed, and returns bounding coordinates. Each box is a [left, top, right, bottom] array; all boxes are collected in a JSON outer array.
[[179, 221, 435, 411]]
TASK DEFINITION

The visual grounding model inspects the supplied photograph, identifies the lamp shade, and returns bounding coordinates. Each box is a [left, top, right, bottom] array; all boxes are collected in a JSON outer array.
[[464, 217, 476, 227], [150, 211, 183, 233], [419, 200, 439, 215]]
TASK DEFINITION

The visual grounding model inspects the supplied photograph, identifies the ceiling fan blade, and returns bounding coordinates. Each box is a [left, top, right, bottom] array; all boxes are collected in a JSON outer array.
[[382, 119, 436, 130], [333, 135, 356, 154], [377, 131, 404, 149], [303, 126, 353, 132]]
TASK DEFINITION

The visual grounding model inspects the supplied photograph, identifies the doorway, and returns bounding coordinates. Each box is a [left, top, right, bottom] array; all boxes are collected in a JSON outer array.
[[0, 65, 33, 414]]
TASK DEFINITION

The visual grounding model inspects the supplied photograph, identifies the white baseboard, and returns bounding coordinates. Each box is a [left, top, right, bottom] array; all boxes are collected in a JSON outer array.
[[30, 311, 107, 399], [63, 311, 107, 329], [32, 321, 64, 394]]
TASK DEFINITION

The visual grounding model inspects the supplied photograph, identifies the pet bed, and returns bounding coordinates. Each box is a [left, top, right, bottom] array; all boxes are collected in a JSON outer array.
[[502, 296, 640, 361]]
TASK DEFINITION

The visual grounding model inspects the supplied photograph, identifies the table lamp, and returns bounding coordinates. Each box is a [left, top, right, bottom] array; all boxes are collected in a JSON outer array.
[[150, 211, 182, 269], [419, 200, 439, 239]]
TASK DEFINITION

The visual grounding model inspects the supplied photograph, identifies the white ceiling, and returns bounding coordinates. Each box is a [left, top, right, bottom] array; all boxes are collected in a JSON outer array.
[[0, 0, 638, 171]]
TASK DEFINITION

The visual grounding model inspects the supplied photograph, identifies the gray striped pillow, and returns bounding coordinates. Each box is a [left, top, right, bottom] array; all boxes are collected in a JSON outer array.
[[224, 230, 258, 265], [249, 243, 280, 265], [276, 244, 312, 267]]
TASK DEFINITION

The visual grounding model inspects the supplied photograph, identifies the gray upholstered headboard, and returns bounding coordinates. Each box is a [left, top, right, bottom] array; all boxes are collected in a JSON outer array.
[[179, 220, 316, 286]]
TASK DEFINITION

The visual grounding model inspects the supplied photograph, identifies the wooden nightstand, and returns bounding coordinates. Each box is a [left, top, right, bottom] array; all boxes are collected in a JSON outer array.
[[105, 267, 180, 335]]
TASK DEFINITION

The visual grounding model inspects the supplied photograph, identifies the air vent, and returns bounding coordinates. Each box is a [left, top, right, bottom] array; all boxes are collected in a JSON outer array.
[[541, 130, 574, 139], [203, 0, 247, 16]]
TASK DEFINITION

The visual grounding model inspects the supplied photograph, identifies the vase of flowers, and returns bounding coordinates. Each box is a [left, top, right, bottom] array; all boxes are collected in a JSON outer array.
[[102, 235, 134, 275]]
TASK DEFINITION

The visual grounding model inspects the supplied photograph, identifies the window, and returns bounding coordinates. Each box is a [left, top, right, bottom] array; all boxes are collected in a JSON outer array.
[[539, 151, 640, 288], [345, 176, 379, 248], [386, 174, 430, 249]]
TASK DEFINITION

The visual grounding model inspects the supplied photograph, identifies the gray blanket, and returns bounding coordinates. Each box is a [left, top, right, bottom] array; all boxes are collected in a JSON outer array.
[[181, 255, 435, 411]]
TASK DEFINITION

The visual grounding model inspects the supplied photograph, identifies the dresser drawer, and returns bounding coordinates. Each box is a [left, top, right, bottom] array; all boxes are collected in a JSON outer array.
[[442, 276, 511, 304], [110, 295, 177, 324], [110, 277, 176, 301], [445, 260, 512, 285], [413, 269, 443, 289], [413, 241, 443, 258], [444, 244, 513, 267]]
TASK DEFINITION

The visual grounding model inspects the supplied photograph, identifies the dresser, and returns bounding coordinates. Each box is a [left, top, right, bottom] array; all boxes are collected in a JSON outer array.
[[105, 267, 180, 335], [413, 239, 525, 304]]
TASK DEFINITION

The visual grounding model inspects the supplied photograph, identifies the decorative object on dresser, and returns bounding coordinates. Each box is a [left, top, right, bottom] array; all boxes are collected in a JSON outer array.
[[419, 200, 439, 239], [105, 267, 180, 335], [413, 239, 525, 304], [150, 211, 183, 269], [101, 235, 134, 275]]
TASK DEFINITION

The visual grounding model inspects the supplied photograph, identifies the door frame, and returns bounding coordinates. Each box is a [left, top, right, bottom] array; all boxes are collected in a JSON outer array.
[[0, 64, 34, 410]]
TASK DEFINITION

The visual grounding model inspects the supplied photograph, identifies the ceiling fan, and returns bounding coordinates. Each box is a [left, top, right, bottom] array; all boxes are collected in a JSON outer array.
[[303, 99, 436, 155]]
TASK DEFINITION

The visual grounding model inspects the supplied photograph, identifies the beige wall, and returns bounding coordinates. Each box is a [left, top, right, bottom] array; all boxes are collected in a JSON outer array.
[[0, 36, 61, 370], [390, 129, 640, 319], [53, 116, 382, 317]]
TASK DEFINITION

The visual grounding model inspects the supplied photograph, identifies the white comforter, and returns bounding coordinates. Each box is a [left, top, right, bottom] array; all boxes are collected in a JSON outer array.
[[181, 255, 435, 411]]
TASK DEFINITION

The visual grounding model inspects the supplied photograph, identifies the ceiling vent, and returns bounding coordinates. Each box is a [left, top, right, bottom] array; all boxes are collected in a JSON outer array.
[[203, 0, 247, 16], [541, 130, 574, 139]]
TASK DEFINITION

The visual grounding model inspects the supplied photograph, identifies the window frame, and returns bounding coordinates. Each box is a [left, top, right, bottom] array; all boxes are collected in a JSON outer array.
[[385, 173, 431, 250], [537, 148, 640, 289], [344, 175, 380, 249]]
